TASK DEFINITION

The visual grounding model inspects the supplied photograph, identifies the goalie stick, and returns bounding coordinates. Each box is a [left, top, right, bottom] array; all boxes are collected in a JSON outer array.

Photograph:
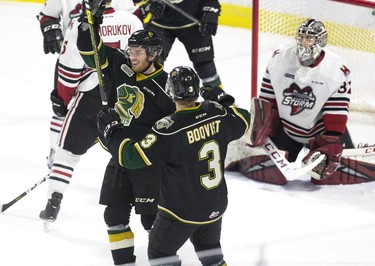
[[342, 145, 375, 157], [263, 137, 326, 181], [301, 145, 375, 158], [0, 175, 48, 213], [263, 138, 375, 181]]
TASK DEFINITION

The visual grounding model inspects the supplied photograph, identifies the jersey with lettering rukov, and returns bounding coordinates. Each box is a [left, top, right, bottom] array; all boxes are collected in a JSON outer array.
[[57, 8, 143, 105]]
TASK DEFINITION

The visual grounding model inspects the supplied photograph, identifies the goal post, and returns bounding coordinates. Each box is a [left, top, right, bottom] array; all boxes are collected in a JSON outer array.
[[251, 0, 375, 114], [225, 0, 375, 167]]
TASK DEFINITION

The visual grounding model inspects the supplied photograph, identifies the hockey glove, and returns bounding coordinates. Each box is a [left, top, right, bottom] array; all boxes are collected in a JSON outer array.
[[50, 90, 68, 118], [138, 0, 166, 22], [79, 0, 106, 29], [199, 0, 221, 36], [40, 17, 63, 54], [303, 134, 343, 180], [200, 85, 235, 107], [97, 107, 123, 141]]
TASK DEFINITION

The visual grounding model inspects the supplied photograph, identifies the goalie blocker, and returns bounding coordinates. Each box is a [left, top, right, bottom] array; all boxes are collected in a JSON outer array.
[[226, 98, 375, 185]]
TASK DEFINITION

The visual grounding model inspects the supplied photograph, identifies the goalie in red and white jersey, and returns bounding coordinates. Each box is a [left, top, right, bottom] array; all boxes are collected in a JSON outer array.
[[230, 19, 375, 185]]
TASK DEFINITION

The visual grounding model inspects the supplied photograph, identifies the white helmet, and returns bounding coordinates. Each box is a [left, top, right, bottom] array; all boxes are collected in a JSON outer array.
[[296, 19, 327, 66]]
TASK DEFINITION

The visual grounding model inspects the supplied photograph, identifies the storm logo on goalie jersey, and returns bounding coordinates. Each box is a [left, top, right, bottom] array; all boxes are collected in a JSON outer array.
[[282, 83, 316, 115]]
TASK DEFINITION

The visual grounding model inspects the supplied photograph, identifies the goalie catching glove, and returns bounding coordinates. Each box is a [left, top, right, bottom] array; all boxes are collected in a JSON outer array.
[[302, 134, 343, 180], [97, 107, 123, 142]]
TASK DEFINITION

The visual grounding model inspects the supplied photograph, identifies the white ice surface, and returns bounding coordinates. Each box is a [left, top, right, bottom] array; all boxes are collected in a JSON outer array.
[[1, 2, 375, 266]]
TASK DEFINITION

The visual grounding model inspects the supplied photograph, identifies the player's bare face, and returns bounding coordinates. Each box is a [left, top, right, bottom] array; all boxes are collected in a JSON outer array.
[[128, 47, 149, 72]]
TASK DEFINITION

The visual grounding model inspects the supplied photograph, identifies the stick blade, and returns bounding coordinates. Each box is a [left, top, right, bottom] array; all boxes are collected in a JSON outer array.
[[291, 153, 326, 180], [0, 203, 11, 213]]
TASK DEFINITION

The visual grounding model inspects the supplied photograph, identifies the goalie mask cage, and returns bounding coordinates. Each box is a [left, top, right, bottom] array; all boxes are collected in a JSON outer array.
[[251, 0, 375, 116]]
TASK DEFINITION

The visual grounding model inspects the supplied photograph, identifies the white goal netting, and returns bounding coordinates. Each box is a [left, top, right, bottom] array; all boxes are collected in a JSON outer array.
[[226, 0, 375, 166], [254, 0, 375, 114]]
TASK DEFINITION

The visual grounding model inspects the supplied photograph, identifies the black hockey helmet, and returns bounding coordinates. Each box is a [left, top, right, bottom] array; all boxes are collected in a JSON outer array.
[[126, 30, 162, 57], [166, 66, 200, 101]]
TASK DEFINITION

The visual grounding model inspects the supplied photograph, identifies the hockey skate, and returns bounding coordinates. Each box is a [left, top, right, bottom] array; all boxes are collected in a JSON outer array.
[[40, 192, 63, 232]]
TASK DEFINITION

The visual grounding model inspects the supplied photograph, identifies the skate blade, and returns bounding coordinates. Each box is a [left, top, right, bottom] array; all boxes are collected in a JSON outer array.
[[43, 220, 51, 233]]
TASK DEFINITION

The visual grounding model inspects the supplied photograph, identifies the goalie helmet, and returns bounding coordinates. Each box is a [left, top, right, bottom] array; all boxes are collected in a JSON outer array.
[[126, 30, 162, 58], [296, 19, 327, 66], [166, 66, 200, 101]]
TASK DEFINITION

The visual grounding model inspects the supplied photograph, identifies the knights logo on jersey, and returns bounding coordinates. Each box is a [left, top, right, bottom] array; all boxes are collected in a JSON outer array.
[[282, 83, 316, 115], [115, 84, 145, 126], [155, 116, 174, 130]]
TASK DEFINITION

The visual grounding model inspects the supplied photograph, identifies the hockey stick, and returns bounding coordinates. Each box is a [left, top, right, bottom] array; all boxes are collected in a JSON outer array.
[[342, 145, 375, 157], [83, 0, 108, 106], [301, 145, 375, 158], [263, 137, 326, 180], [0, 175, 48, 213]]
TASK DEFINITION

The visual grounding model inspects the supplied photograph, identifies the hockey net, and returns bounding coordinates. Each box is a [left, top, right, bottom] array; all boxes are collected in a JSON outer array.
[[226, 0, 375, 167]]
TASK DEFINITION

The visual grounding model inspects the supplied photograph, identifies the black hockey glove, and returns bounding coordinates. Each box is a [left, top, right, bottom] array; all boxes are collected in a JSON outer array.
[[50, 90, 68, 117], [200, 85, 235, 107], [138, 0, 166, 22], [97, 107, 123, 141], [40, 17, 63, 54], [199, 0, 221, 36], [79, 0, 106, 29]]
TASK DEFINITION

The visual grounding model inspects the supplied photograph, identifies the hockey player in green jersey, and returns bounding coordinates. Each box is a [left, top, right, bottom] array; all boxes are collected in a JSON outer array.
[[77, 3, 175, 262], [97, 66, 250, 265]]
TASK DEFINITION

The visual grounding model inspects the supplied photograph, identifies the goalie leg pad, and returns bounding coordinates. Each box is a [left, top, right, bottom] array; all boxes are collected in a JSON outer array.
[[311, 157, 375, 185], [230, 155, 287, 185], [248, 98, 279, 147]]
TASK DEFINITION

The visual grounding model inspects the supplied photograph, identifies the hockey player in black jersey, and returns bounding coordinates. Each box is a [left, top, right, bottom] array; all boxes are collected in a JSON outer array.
[[77, 7, 176, 263], [135, 0, 223, 88], [97, 66, 250, 265]]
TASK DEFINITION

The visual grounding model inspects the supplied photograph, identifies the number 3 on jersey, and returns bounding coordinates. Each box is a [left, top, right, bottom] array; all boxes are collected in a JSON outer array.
[[199, 140, 223, 190]]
